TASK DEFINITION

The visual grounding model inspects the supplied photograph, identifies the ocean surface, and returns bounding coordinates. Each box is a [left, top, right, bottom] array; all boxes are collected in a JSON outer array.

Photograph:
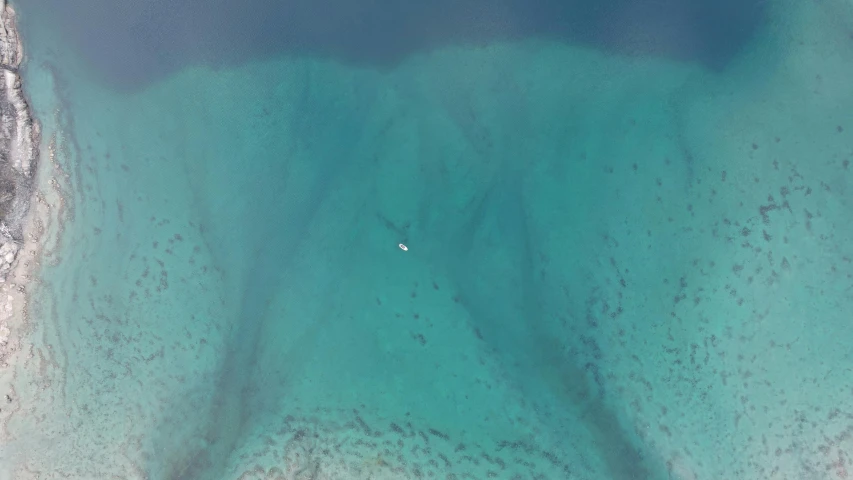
[[2, 0, 853, 479]]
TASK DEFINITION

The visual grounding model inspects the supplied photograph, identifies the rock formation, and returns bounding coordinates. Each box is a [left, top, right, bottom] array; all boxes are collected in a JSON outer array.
[[0, 0, 39, 283]]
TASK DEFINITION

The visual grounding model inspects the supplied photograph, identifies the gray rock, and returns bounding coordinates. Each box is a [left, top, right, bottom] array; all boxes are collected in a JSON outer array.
[[0, 2, 38, 245]]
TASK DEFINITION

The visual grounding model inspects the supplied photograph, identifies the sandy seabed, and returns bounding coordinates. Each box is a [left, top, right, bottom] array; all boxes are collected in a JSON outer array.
[[1, 0, 853, 479]]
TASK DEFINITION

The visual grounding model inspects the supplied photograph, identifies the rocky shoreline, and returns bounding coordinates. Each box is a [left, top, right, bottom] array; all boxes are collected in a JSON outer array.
[[0, 0, 38, 368], [0, 0, 38, 286]]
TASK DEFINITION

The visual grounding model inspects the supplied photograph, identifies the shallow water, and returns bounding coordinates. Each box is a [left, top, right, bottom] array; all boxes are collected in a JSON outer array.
[[3, 0, 853, 479]]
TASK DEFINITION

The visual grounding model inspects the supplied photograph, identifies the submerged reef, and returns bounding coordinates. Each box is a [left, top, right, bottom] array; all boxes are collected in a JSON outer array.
[[0, 0, 39, 282]]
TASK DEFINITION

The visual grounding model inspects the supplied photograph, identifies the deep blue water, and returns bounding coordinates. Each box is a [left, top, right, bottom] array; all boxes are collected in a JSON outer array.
[[25, 0, 765, 91]]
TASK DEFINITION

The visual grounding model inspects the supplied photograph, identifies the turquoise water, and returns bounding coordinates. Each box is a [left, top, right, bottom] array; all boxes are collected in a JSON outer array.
[[4, 1, 853, 479]]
